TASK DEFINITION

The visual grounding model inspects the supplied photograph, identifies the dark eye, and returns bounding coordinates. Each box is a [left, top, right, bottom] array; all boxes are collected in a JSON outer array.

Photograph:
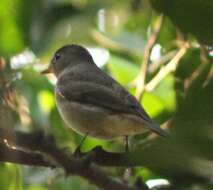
[[54, 53, 61, 61]]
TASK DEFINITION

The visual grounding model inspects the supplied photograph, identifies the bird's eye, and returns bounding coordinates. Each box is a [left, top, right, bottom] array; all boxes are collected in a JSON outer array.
[[54, 53, 61, 61]]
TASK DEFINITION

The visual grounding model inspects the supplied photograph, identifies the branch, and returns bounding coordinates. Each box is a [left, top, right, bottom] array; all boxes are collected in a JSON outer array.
[[135, 14, 164, 100], [0, 128, 141, 190], [145, 44, 188, 92], [0, 142, 54, 167], [148, 50, 178, 73], [0, 128, 158, 168]]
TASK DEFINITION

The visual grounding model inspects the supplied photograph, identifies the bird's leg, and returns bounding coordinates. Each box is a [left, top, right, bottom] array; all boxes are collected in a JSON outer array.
[[125, 135, 129, 152], [73, 133, 88, 157], [123, 135, 132, 183]]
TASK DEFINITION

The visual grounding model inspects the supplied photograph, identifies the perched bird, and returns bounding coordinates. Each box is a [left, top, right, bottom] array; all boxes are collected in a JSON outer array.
[[42, 44, 167, 145]]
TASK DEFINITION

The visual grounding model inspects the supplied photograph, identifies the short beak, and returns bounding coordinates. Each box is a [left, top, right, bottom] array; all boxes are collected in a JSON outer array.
[[41, 65, 53, 74]]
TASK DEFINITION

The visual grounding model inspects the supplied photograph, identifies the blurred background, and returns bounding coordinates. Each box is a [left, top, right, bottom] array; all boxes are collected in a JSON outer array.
[[0, 0, 213, 189]]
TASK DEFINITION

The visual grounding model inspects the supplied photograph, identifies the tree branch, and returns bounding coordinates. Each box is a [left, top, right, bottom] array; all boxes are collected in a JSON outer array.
[[145, 44, 188, 92], [135, 14, 164, 100], [0, 128, 142, 190], [0, 128, 158, 168], [0, 142, 54, 167], [148, 50, 178, 73]]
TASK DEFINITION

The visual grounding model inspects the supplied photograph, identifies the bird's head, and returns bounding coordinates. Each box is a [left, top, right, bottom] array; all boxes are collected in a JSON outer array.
[[41, 44, 94, 76]]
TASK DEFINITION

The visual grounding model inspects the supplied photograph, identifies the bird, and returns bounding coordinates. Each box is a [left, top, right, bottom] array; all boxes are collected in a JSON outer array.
[[42, 44, 168, 148]]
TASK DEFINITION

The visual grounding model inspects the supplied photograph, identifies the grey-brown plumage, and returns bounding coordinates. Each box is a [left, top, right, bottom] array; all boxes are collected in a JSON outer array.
[[43, 44, 168, 139]]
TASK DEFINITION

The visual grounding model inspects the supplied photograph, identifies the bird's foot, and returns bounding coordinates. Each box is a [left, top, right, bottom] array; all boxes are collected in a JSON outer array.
[[73, 133, 88, 158], [73, 145, 83, 158]]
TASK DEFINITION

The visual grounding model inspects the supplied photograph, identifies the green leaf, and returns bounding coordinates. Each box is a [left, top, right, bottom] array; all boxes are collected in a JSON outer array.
[[142, 75, 175, 117], [108, 54, 139, 85], [0, 0, 25, 56], [142, 92, 165, 117], [38, 90, 55, 114], [0, 164, 22, 190], [151, 0, 213, 45]]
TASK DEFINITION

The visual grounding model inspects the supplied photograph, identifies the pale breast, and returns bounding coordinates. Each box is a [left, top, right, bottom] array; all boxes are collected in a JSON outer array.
[[55, 90, 147, 140]]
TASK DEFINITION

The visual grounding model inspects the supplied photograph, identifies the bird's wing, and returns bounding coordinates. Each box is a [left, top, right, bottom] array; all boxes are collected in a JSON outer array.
[[57, 74, 154, 122], [57, 80, 134, 114]]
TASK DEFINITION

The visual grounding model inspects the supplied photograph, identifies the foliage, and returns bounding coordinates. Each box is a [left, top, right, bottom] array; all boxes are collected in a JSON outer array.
[[0, 0, 213, 189]]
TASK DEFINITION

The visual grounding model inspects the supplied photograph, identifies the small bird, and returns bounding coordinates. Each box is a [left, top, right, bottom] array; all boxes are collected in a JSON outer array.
[[42, 44, 167, 145]]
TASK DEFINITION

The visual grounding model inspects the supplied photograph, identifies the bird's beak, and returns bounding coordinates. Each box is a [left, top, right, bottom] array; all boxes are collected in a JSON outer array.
[[41, 65, 53, 74]]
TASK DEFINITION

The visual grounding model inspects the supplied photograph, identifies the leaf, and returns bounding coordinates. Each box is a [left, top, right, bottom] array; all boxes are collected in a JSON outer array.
[[38, 90, 55, 114], [0, 164, 22, 190], [108, 54, 139, 85], [142, 92, 165, 117], [0, 0, 25, 56], [151, 0, 213, 45]]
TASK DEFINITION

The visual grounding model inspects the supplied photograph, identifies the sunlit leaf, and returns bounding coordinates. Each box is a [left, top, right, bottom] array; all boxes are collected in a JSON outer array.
[[0, 0, 25, 55], [0, 164, 22, 190], [142, 92, 165, 117], [108, 54, 139, 85], [38, 90, 55, 114]]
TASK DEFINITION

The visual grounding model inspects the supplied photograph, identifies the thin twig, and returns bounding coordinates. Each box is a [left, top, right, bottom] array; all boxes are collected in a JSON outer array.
[[148, 50, 178, 73], [135, 14, 164, 100], [184, 63, 207, 92], [145, 44, 188, 92], [91, 30, 130, 53]]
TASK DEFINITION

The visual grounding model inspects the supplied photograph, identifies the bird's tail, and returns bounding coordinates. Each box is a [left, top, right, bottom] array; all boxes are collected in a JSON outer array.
[[148, 122, 169, 137]]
